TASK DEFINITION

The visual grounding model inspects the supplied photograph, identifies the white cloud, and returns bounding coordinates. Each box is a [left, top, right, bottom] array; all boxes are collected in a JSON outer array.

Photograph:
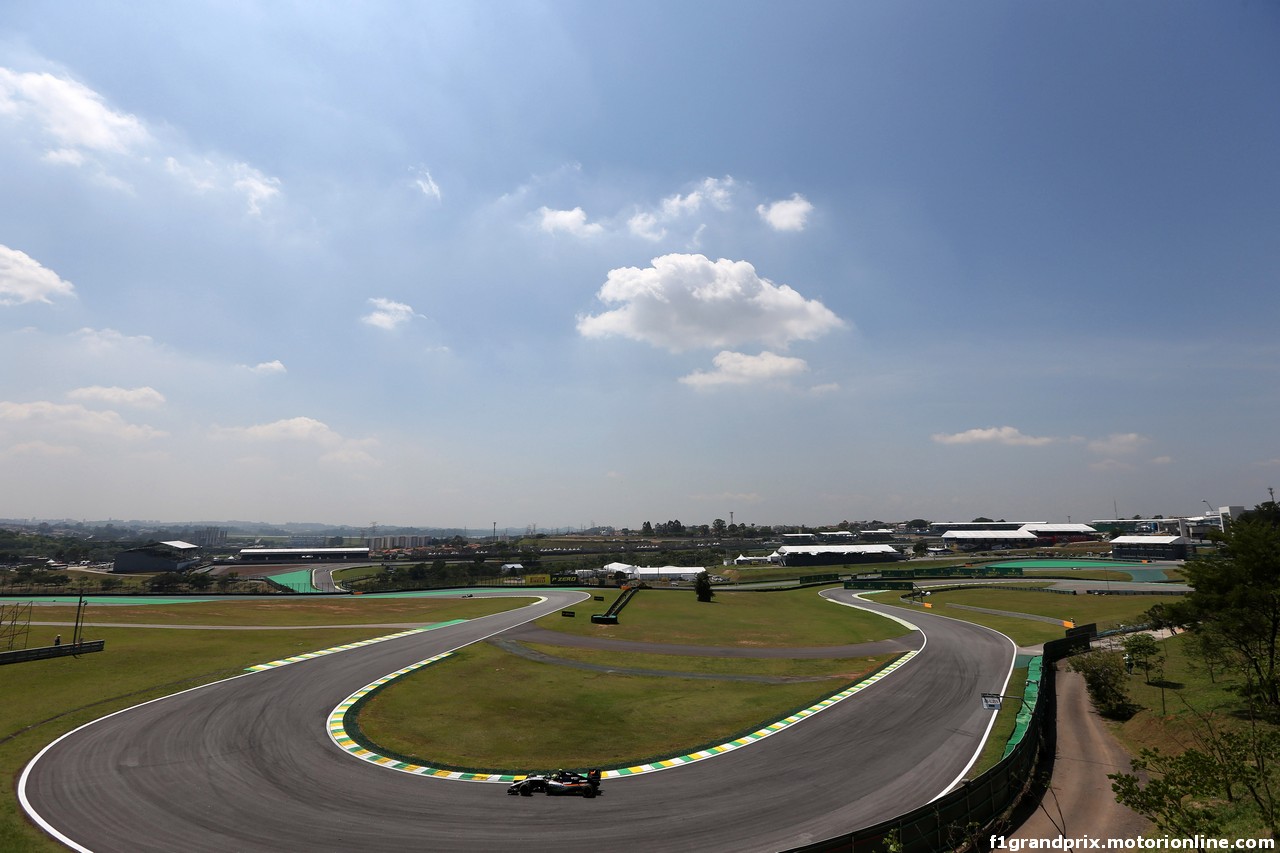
[[243, 360, 287, 374], [628, 211, 665, 242], [42, 148, 86, 167], [757, 193, 814, 232], [577, 253, 844, 353], [212, 416, 378, 468], [411, 167, 442, 200], [661, 176, 735, 217], [73, 327, 155, 352], [164, 156, 218, 192], [1089, 458, 1135, 472], [67, 386, 166, 408], [931, 426, 1057, 447], [626, 176, 735, 242], [213, 416, 343, 445], [0, 245, 76, 305], [1150, 455, 1173, 465], [1087, 433, 1149, 455], [537, 206, 604, 237], [0, 67, 150, 157], [680, 350, 809, 388], [0, 400, 165, 441], [361, 297, 421, 330], [231, 162, 282, 216]]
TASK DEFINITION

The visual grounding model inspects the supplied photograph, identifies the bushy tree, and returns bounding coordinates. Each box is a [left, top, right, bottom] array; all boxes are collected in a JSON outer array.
[[1122, 633, 1164, 683], [694, 571, 714, 603], [1068, 650, 1134, 718], [1165, 519, 1280, 709]]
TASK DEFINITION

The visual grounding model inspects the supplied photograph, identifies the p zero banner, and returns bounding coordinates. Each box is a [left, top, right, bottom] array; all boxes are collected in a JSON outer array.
[[549, 574, 579, 585]]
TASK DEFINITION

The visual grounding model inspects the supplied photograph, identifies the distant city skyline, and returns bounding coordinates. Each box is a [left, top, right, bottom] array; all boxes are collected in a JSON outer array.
[[2, 3, 1277, 528]]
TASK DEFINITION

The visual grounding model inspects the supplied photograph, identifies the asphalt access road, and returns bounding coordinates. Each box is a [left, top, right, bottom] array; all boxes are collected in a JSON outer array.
[[21, 588, 1015, 853]]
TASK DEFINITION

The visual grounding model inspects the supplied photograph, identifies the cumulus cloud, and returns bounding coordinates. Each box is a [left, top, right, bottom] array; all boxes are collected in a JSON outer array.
[[67, 386, 165, 408], [212, 416, 377, 467], [627, 211, 665, 241], [537, 206, 604, 237], [757, 193, 814, 231], [361, 298, 421, 330], [931, 426, 1057, 447], [0, 245, 76, 305], [214, 416, 344, 445], [1087, 433, 1149, 455], [0, 400, 165, 441], [661, 176, 734, 216], [243, 360, 287, 374], [411, 166, 442, 200], [577, 254, 844, 353], [680, 350, 809, 388], [0, 67, 149, 156]]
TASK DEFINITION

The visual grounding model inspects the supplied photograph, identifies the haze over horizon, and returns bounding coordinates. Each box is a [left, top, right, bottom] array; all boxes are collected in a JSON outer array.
[[2, 3, 1277, 530]]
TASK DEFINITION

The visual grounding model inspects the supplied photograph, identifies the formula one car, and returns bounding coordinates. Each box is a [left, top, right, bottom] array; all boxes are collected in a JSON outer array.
[[507, 769, 601, 798]]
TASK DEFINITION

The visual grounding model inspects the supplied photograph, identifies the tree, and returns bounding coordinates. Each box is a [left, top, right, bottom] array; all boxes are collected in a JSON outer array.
[[1110, 747, 1224, 835], [694, 571, 714, 603], [1239, 501, 1280, 529], [712, 518, 726, 538], [1067, 650, 1134, 718], [972, 517, 993, 523], [1164, 519, 1280, 709], [1122, 633, 1164, 683], [912, 541, 929, 557]]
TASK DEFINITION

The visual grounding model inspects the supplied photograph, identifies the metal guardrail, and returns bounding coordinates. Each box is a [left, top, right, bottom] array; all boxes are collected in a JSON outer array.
[[0, 640, 105, 665], [782, 635, 1087, 852]]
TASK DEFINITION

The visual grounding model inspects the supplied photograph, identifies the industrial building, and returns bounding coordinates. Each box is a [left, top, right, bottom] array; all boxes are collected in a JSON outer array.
[[1110, 535, 1192, 561], [113, 541, 201, 574], [236, 547, 371, 563]]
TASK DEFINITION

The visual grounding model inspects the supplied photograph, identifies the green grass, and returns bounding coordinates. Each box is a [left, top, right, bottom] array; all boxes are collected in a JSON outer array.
[[355, 641, 875, 772], [331, 564, 384, 584], [537, 586, 909, 646], [1022, 569, 1137, 581], [867, 588, 1172, 646], [1105, 631, 1277, 837], [967, 667, 1029, 780], [519, 641, 898, 678]]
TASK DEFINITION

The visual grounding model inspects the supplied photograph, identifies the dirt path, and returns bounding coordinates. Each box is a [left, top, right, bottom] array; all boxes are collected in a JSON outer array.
[[1008, 665, 1150, 843]]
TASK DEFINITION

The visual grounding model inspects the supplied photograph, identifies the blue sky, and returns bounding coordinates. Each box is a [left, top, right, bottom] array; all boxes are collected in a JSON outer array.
[[1, 1, 1277, 529]]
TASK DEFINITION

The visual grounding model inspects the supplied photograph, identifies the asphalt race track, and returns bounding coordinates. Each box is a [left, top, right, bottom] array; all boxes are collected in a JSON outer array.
[[21, 588, 1015, 853]]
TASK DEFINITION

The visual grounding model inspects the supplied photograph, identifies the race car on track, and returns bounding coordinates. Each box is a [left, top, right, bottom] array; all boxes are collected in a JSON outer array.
[[507, 769, 602, 798]]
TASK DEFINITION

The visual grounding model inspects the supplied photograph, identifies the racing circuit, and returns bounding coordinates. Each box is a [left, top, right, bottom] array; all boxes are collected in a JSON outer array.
[[20, 588, 1015, 852]]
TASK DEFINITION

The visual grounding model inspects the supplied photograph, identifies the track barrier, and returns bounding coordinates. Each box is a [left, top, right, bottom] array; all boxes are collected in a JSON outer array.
[[0, 640, 105, 665], [782, 631, 1091, 852]]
